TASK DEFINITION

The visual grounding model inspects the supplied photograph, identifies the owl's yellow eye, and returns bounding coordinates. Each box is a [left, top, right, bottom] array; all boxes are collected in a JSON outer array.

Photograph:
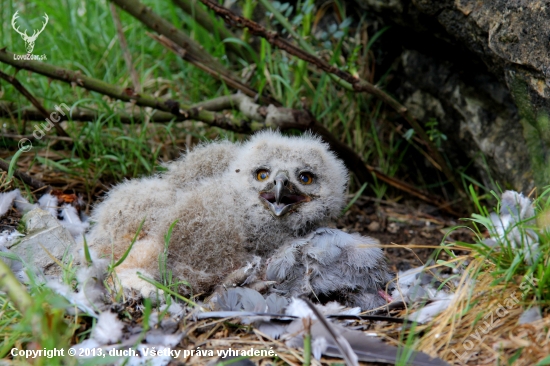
[[256, 169, 270, 181], [299, 172, 314, 185]]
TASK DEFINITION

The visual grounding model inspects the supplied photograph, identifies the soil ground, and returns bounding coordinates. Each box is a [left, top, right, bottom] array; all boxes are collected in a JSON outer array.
[[336, 196, 475, 272]]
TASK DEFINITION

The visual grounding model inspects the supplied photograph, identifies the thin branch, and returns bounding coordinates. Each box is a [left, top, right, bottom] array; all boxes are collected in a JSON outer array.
[[0, 49, 249, 132], [0, 160, 49, 191], [1, 133, 73, 142], [365, 164, 461, 216], [0, 70, 70, 139], [198, 0, 464, 197], [0, 101, 181, 123], [109, 0, 278, 108], [0, 97, 260, 123], [171, 0, 256, 62], [150, 33, 281, 107], [109, 2, 141, 92], [108, 0, 227, 76]]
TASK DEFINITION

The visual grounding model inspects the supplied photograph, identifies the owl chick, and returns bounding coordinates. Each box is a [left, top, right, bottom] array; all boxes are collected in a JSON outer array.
[[87, 130, 387, 303]]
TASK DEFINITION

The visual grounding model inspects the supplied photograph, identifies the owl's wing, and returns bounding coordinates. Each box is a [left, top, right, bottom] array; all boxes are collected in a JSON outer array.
[[163, 140, 239, 188], [266, 228, 393, 310]]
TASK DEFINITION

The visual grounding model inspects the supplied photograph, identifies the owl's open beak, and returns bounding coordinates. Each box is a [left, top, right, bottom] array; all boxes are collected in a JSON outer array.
[[259, 172, 310, 217]]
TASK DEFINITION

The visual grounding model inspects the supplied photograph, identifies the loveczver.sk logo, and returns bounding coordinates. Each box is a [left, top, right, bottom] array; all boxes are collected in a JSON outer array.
[[11, 11, 48, 60]]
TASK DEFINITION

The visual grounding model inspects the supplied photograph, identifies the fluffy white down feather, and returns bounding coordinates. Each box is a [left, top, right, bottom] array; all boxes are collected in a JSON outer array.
[[91, 311, 124, 344], [486, 190, 539, 264], [0, 189, 89, 238]]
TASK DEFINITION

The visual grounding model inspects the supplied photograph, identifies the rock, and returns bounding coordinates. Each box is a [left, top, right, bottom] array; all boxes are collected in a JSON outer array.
[[351, 0, 550, 191], [367, 221, 380, 232], [8, 208, 76, 274]]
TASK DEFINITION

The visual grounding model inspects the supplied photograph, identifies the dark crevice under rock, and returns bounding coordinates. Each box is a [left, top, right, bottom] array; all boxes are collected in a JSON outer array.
[[351, 0, 550, 191]]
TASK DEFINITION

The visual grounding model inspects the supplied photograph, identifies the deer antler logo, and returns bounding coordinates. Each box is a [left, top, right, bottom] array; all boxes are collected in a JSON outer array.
[[11, 11, 49, 54]]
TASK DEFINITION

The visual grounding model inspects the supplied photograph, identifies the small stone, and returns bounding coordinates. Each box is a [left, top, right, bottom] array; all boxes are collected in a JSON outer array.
[[387, 222, 400, 234], [367, 221, 380, 232]]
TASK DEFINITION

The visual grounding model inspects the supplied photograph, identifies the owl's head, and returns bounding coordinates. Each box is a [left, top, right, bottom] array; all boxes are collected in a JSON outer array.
[[228, 130, 349, 230]]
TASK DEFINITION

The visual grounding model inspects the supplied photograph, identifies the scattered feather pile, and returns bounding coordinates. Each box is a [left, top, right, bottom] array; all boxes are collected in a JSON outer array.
[[47, 249, 109, 315], [0, 189, 90, 282], [0, 188, 89, 238], [71, 303, 185, 366], [391, 265, 458, 324], [485, 190, 539, 264], [204, 288, 448, 365]]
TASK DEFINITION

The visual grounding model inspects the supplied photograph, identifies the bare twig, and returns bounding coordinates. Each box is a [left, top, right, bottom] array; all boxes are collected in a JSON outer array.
[[0, 70, 70, 139], [171, 0, 255, 62], [0, 99, 252, 123], [108, 0, 226, 75], [0, 49, 249, 132], [109, 2, 141, 92], [198, 0, 463, 197], [0, 160, 48, 191], [0, 101, 181, 123], [1, 133, 73, 142], [150, 33, 281, 107], [365, 165, 461, 216]]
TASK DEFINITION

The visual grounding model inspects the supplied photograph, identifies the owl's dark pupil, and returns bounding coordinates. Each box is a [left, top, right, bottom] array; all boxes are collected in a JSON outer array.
[[301, 174, 308, 182], [261, 173, 267, 179]]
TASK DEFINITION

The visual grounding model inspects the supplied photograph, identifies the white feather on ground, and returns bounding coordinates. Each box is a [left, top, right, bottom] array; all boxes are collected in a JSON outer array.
[[406, 292, 455, 324], [486, 190, 539, 264], [47, 249, 109, 316], [38, 193, 59, 218], [0, 189, 37, 215], [390, 264, 458, 324], [1, 189, 89, 239], [60, 203, 89, 237], [0, 190, 20, 217], [92, 311, 124, 344]]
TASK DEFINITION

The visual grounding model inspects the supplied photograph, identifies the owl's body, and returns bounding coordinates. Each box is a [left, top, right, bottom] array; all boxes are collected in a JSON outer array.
[[88, 131, 352, 296]]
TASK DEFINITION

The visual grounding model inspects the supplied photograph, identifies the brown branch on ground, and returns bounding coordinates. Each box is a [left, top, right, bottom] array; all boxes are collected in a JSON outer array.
[[365, 165, 461, 216], [0, 70, 71, 139], [0, 99, 252, 123], [0, 160, 49, 191], [198, 0, 464, 198], [0, 101, 180, 123], [109, 2, 141, 92], [2, 134, 73, 142]]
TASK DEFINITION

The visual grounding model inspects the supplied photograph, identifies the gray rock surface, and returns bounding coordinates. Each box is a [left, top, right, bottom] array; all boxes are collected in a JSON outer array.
[[355, 0, 550, 191], [8, 208, 76, 274]]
